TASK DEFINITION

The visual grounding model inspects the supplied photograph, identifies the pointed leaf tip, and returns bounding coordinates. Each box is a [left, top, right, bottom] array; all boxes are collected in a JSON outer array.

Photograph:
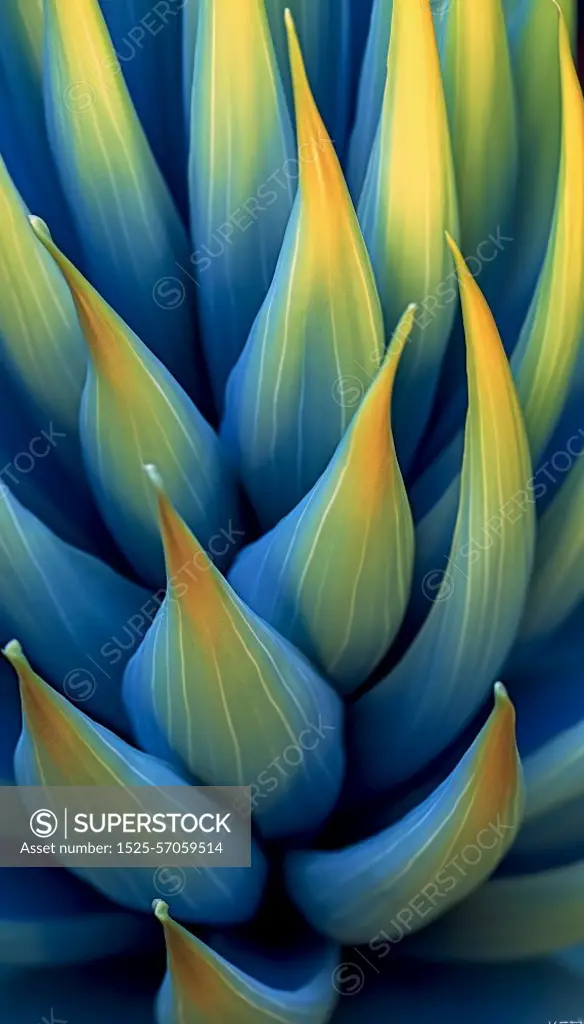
[[124, 484, 345, 838], [229, 305, 415, 691], [35, 235, 242, 588], [357, 4, 459, 471], [2, 639, 23, 663], [222, 17, 385, 527], [353, 247, 534, 791], [153, 898, 170, 922], [28, 215, 51, 242], [287, 674, 523, 945], [494, 681, 509, 705]]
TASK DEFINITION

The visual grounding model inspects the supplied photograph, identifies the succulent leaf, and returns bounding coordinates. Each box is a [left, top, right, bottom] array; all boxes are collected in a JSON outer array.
[[353, 235, 535, 792], [154, 900, 339, 1024], [188, 0, 295, 408], [32, 216, 242, 588], [229, 306, 415, 693], [358, 0, 459, 471], [123, 466, 345, 838], [7, 641, 266, 924], [222, 10, 385, 529], [0, 484, 150, 731], [287, 685, 523, 944], [43, 0, 198, 390]]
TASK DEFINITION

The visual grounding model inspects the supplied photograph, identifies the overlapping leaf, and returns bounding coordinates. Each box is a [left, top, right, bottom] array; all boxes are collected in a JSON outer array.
[[357, 0, 459, 472], [100, 0, 187, 215], [0, 484, 150, 731], [229, 307, 415, 693], [222, 11, 385, 529], [0, 157, 85, 433], [43, 0, 198, 390], [440, 0, 517, 292], [0, 0, 78, 252], [189, 0, 295, 407], [347, 0, 393, 199], [353, 235, 535, 792], [32, 217, 242, 588], [510, 9, 584, 463], [287, 685, 523, 944], [410, 859, 584, 961], [154, 900, 339, 1024], [6, 641, 266, 924], [409, 7, 584, 634], [505, 0, 577, 310], [123, 467, 345, 839]]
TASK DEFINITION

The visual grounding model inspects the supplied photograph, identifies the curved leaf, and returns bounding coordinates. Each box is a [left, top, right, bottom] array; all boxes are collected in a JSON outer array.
[[266, 0, 356, 159], [182, 0, 199, 135], [0, 865, 150, 967], [0, 162, 119, 558], [357, 0, 459, 471], [229, 307, 415, 693], [222, 10, 385, 529], [0, 0, 78, 253], [43, 0, 198, 391], [508, 716, 584, 871], [123, 466, 345, 839], [406, 9, 584, 636], [510, 7, 584, 464], [409, 859, 584, 961], [6, 641, 266, 925], [0, 156, 86, 434], [32, 217, 242, 589], [519, 440, 584, 643], [100, 0, 187, 216], [352, 234, 535, 792], [346, 0, 393, 200], [189, 0, 295, 408], [440, 0, 517, 282], [287, 684, 523, 944], [0, 483, 150, 732], [506, 0, 577, 308], [154, 900, 339, 1024]]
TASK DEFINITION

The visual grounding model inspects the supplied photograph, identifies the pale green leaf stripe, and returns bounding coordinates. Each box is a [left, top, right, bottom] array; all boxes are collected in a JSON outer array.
[[123, 468, 345, 840], [287, 685, 523, 945], [511, 8, 584, 463], [43, 0, 197, 387], [229, 307, 416, 694], [358, 0, 459, 471], [353, 235, 535, 792], [0, 155, 86, 432], [505, 0, 577, 304], [441, 0, 517, 259], [222, 11, 385, 529]]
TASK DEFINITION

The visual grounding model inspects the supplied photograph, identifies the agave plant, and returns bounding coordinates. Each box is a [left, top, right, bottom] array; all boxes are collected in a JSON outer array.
[[0, 0, 583, 1021]]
